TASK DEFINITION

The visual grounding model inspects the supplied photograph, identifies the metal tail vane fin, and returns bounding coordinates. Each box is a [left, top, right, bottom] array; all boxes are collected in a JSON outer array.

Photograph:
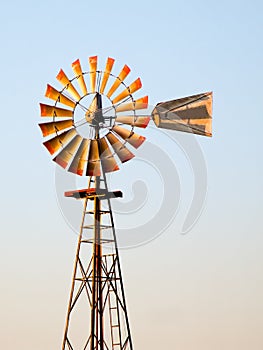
[[152, 92, 213, 137]]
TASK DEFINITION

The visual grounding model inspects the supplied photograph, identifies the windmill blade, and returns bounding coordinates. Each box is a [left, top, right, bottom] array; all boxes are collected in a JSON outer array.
[[53, 135, 82, 169], [40, 103, 73, 118], [56, 69, 81, 101], [72, 59, 88, 95], [112, 125, 145, 149], [43, 128, 77, 155], [100, 57, 115, 94], [68, 138, 90, 176], [115, 116, 150, 128], [86, 139, 101, 176], [106, 132, 134, 163], [45, 84, 76, 108], [39, 120, 73, 137], [99, 137, 119, 173], [115, 96, 148, 113], [152, 92, 212, 137], [89, 56, 98, 93], [106, 65, 131, 99], [112, 78, 142, 104]]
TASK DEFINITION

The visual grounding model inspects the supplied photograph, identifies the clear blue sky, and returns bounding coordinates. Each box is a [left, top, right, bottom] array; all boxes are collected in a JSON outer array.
[[0, 1, 263, 349]]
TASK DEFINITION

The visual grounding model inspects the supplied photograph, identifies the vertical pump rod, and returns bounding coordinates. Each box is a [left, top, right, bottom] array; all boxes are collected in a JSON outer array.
[[90, 93, 104, 350]]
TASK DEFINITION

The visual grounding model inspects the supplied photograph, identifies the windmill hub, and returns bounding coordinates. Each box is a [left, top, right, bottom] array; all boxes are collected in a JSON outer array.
[[73, 92, 115, 138], [85, 93, 104, 126]]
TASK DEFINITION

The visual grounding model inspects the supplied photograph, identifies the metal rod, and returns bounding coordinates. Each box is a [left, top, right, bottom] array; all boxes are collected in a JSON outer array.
[[90, 93, 104, 350]]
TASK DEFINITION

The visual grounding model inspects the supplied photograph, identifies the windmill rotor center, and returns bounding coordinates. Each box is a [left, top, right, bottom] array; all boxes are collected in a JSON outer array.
[[73, 92, 116, 139]]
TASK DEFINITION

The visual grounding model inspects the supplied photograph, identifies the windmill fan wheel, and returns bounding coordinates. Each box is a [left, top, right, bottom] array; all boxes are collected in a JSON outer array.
[[39, 56, 150, 176]]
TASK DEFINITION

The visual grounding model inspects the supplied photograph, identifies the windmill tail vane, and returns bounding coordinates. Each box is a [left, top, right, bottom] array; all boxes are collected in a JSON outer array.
[[38, 55, 213, 350], [152, 91, 212, 137]]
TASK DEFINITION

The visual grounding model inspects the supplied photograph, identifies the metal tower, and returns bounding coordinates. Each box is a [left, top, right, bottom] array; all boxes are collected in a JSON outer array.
[[62, 95, 132, 350]]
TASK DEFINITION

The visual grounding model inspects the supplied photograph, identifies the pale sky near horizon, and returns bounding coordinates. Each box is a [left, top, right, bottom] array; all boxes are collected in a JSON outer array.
[[0, 1, 263, 349]]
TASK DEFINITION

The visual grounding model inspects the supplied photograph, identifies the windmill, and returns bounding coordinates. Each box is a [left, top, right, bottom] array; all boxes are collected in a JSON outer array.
[[39, 56, 212, 350]]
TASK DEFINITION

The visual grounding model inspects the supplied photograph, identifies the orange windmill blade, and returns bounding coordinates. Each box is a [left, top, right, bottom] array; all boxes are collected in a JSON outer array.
[[56, 69, 81, 101], [72, 59, 88, 96], [100, 57, 115, 94]]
